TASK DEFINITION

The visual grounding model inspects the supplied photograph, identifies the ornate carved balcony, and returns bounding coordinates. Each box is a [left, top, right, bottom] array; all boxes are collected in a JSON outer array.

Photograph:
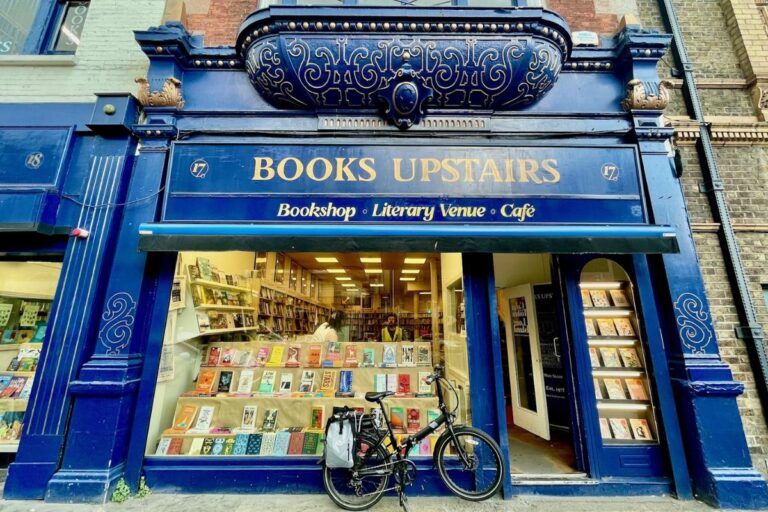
[[236, 7, 571, 128]]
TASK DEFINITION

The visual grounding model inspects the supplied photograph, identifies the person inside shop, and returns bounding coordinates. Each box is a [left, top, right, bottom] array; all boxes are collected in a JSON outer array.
[[380, 313, 403, 342], [312, 310, 346, 342]]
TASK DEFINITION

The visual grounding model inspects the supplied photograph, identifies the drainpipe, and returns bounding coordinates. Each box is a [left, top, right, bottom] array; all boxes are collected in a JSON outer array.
[[656, 0, 768, 420]]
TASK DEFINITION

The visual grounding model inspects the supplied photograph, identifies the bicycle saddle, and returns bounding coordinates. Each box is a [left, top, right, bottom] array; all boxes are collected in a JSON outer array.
[[364, 391, 395, 402]]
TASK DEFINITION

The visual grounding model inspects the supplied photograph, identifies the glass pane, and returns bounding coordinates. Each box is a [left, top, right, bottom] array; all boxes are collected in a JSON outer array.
[[0, 0, 43, 55], [274, 253, 285, 283], [580, 258, 660, 445], [52, 1, 89, 53], [146, 251, 472, 457], [289, 260, 299, 290], [0, 260, 61, 451], [254, 252, 267, 279], [509, 297, 536, 412]]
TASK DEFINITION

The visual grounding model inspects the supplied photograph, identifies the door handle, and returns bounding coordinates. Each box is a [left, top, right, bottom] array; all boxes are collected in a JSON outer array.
[[553, 336, 560, 359]]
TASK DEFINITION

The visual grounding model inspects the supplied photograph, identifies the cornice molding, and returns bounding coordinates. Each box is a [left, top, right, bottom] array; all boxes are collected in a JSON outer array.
[[669, 117, 768, 145]]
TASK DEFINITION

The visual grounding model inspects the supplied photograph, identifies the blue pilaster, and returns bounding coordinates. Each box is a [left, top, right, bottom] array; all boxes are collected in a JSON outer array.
[[4, 97, 141, 500], [618, 25, 768, 509], [462, 253, 513, 498], [44, 123, 174, 503]]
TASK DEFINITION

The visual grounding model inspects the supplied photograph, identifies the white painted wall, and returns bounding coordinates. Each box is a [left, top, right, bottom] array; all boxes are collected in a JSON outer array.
[[0, 0, 166, 102]]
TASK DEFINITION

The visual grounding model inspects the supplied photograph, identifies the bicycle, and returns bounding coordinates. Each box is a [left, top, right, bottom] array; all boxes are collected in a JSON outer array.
[[322, 365, 505, 511]]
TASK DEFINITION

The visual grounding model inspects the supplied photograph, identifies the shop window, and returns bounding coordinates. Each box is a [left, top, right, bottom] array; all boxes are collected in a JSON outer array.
[[0, 261, 62, 451], [0, 0, 89, 55], [145, 252, 471, 457], [580, 259, 660, 446], [254, 252, 267, 279]]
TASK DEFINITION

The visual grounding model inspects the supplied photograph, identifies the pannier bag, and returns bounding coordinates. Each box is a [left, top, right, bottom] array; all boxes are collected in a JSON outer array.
[[324, 413, 359, 468]]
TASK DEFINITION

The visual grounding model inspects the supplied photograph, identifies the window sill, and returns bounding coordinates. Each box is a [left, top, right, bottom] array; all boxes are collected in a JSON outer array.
[[0, 54, 77, 67]]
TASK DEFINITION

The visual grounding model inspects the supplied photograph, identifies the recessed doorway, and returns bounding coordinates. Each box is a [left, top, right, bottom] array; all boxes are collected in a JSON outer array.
[[494, 254, 581, 476]]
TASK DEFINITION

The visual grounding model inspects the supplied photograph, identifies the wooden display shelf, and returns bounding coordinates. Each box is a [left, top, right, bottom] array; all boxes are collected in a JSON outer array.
[[583, 308, 635, 317], [0, 398, 28, 408], [191, 279, 252, 294], [198, 327, 259, 337], [0, 371, 35, 378], [0, 342, 43, 352], [196, 305, 256, 312], [0, 441, 20, 453]]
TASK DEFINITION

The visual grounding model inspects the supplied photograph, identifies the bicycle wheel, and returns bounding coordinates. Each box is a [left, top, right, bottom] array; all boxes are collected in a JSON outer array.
[[435, 426, 504, 501], [323, 435, 391, 511]]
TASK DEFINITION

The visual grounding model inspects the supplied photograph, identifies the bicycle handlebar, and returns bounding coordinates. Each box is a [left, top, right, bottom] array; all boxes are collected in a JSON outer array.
[[425, 365, 445, 385]]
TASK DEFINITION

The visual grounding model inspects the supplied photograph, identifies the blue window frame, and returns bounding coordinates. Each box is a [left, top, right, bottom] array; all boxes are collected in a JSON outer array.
[[0, 0, 89, 56]]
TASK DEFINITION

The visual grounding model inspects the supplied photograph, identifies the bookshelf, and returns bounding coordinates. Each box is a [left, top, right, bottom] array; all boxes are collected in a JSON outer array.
[[581, 280, 659, 445]]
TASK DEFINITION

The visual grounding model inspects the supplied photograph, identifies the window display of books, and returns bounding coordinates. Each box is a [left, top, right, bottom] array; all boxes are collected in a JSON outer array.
[[580, 279, 659, 445], [151, 340, 440, 457]]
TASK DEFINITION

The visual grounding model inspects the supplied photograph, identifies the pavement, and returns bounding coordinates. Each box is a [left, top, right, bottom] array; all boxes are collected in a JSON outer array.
[[0, 493, 736, 512]]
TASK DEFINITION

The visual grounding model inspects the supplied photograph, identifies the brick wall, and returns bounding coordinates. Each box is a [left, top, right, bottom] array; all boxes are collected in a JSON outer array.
[[0, 0, 166, 103]]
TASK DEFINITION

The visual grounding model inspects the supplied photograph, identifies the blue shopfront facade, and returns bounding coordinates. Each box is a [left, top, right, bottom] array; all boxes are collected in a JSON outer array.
[[2, 5, 767, 509]]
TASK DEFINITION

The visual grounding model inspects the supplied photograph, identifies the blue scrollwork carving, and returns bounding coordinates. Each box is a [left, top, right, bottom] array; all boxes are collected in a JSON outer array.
[[238, 8, 570, 128], [97, 292, 137, 355], [674, 292, 715, 354]]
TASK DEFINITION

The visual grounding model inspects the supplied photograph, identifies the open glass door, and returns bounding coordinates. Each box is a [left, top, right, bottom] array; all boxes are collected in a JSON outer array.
[[501, 284, 549, 440]]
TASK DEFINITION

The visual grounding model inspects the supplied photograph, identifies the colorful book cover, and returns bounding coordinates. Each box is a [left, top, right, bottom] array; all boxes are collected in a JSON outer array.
[[31, 325, 47, 343], [400, 345, 415, 367], [307, 344, 322, 367], [588, 347, 601, 367], [233, 433, 249, 455], [397, 374, 411, 395], [629, 418, 653, 440], [609, 418, 631, 439], [262, 408, 278, 431], [336, 370, 353, 397], [593, 378, 603, 399], [320, 370, 337, 393], [260, 432, 277, 455], [285, 345, 301, 368], [374, 374, 386, 393], [589, 289, 610, 307], [584, 319, 597, 337], [599, 348, 621, 367], [188, 437, 205, 455], [287, 431, 306, 455], [416, 344, 431, 367], [207, 346, 222, 366], [599, 418, 612, 438], [191, 405, 215, 432], [223, 437, 236, 455], [0, 375, 14, 394], [299, 370, 315, 392], [16, 330, 35, 343], [237, 369, 255, 393], [211, 437, 226, 455], [172, 404, 198, 431], [609, 289, 631, 307], [619, 348, 642, 368], [197, 369, 217, 393], [302, 431, 319, 454], [407, 408, 420, 433], [235, 349, 250, 367], [279, 373, 293, 393], [17, 377, 34, 399], [380, 343, 397, 367], [613, 318, 636, 337], [361, 348, 375, 368], [625, 378, 648, 400], [259, 370, 276, 393], [580, 289, 593, 308], [201, 437, 215, 455], [166, 437, 184, 455], [273, 430, 291, 455], [0, 377, 25, 398], [241, 405, 258, 430], [155, 437, 171, 455], [390, 407, 405, 432], [196, 257, 212, 280], [221, 347, 236, 366], [217, 370, 234, 393], [310, 406, 325, 430], [246, 433, 263, 455], [326, 342, 341, 360], [417, 372, 432, 396], [596, 319, 618, 337], [386, 373, 397, 393], [1, 330, 17, 344], [343, 345, 358, 367], [196, 312, 211, 332], [603, 378, 626, 400], [266, 345, 285, 367], [254, 347, 270, 367]]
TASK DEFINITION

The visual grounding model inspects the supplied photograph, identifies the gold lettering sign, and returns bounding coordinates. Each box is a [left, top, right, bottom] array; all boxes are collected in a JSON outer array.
[[254, 157, 560, 184]]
